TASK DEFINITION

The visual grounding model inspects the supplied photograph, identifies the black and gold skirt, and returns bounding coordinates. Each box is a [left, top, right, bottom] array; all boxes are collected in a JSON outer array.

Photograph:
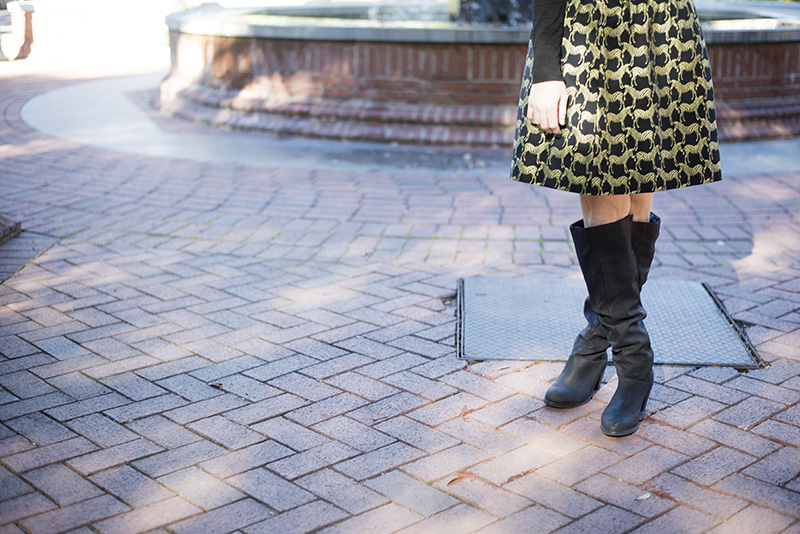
[[510, 0, 722, 195]]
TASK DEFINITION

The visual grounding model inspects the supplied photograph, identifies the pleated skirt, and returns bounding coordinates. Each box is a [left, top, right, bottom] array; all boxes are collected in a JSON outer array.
[[510, 0, 722, 195]]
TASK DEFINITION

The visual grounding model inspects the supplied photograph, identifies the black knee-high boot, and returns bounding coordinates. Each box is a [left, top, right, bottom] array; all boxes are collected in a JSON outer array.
[[566, 214, 655, 436], [544, 214, 660, 409]]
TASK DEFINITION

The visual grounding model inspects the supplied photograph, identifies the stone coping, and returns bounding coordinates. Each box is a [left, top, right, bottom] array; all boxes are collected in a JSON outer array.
[[165, 4, 530, 44], [165, 0, 800, 44]]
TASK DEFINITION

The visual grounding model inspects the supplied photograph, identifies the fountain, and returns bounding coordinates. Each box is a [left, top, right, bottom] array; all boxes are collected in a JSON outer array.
[[457, 0, 531, 25], [158, 0, 800, 145]]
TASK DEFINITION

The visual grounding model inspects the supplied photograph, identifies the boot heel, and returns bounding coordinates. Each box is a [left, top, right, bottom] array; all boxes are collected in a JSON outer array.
[[638, 389, 652, 418], [544, 361, 606, 409], [601, 382, 652, 437], [593, 372, 603, 394]]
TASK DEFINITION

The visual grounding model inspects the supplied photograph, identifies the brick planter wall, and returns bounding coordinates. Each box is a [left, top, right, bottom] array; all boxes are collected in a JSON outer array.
[[159, 30, 800, 145], [709, 41, 800, 101], [709, 41, 800, 140]]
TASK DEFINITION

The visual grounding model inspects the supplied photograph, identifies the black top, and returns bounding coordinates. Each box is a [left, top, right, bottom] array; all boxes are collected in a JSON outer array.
[[531, 0, 566, 83]]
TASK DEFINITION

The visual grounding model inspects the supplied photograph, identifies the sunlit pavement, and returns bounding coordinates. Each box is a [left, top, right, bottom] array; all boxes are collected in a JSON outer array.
[[1, 3, 799, 533]]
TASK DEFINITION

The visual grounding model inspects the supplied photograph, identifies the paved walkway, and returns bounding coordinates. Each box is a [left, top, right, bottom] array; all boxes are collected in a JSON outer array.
[[1, 8, 799, 533]]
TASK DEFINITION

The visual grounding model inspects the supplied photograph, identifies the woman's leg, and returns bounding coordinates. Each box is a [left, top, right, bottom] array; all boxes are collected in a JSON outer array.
[[629, 193, 654, 223], [574, 194, 657, 436], [579, 195, 630, 227], [579, 193, 653, 226], [545, 193, 661, 417]]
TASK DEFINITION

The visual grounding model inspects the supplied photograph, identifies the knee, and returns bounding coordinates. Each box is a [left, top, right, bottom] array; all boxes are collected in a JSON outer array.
[[580, 195, 631, 227]]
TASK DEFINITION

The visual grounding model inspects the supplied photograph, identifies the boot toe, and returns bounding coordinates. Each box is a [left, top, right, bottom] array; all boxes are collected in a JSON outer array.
[[600, 415, 641, 437], [545, 385, 592, 409], [600, 406, 645, 437], [544, 387, 571, 408]]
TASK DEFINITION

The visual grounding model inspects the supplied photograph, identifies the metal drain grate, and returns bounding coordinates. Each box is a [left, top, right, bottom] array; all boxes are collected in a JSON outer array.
[[457, 277, 762, 368]]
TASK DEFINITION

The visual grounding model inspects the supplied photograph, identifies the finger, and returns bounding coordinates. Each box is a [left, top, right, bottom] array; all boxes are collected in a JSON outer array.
[[538, 117, 556, 134], [546, 108, 561, 135], [530, 105, 560, 134], [528, 101, 542, 122], [530, 107, 546, 130], [558, 93, 568, 127], [535, 114, 549, 133]]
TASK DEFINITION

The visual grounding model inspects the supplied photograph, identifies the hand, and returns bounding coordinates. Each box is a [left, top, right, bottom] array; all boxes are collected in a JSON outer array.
[[526, 80, 568, 135]]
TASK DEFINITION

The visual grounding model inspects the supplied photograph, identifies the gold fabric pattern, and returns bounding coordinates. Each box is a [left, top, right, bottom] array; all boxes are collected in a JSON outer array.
[[511, 0, 722, 195]]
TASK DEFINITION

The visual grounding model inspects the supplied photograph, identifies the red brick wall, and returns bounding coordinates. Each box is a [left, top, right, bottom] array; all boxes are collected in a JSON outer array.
[[177, 32, 799, 106], [708, 42, 800, 101], [163, 31, 800, 143], [189, 34, 527, 106]]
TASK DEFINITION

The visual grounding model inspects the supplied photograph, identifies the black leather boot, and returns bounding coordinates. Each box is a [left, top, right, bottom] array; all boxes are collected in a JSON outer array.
[[569, 214, 655, 437], [543, 272, 608, 409], [631, 213, 661, 288], [544, 213, 660, 410]]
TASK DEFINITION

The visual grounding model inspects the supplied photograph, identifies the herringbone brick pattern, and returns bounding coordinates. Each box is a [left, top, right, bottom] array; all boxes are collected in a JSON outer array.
[[1, 47, 799, 534]]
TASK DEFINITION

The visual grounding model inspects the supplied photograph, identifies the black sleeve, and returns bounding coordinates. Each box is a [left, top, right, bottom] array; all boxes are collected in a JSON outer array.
[[531, 0, 567, 83]]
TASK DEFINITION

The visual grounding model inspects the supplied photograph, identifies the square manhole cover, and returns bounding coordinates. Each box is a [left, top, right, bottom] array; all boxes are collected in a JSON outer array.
[[457, 277, 761, 368]]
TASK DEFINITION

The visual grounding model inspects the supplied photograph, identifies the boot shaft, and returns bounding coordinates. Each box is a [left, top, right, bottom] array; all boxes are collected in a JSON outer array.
[[568, 213, 658, 437], [631, 213, 661, 288], [570, 215, 641, 322], [569, 214, 653, 380]]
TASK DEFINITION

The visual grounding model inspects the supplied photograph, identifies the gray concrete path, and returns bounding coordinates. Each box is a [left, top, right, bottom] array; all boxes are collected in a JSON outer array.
[[20, 73, 800, 176], [1, 15, 799, 533]]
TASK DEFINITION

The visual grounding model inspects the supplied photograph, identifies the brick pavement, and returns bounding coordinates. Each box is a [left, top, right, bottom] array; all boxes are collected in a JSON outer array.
[[1, 24, 800, 534]]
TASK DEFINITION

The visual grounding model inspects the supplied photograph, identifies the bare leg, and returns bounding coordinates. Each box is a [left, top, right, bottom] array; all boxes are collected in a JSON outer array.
[[580, 195, 629, 227], [580, 193, 654, 227], [630, 193, 654, 222]]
